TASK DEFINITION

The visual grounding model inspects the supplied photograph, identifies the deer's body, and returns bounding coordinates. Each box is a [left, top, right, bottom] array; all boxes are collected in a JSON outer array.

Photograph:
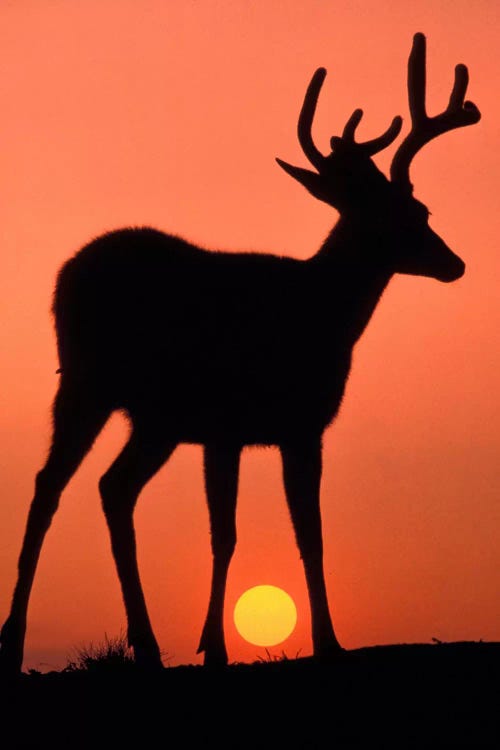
[[55, 225, 379, 445], [0, 33, 480, 673]]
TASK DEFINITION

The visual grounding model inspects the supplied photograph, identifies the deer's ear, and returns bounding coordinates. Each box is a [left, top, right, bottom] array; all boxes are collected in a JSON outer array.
[[276, 158, 332, 203]]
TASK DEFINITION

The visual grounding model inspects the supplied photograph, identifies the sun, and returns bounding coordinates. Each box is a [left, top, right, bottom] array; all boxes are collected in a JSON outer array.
[[233, 585, 297, 647]]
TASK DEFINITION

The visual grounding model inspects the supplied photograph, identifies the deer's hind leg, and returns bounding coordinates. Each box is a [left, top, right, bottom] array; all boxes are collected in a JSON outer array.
[[0, 379, 110, 674], [197, 443, 241, 667], [99, 427, 176, 670]]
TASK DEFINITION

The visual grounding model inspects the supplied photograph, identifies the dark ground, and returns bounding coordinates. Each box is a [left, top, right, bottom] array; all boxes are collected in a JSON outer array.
[[2, 642, 499, 748]]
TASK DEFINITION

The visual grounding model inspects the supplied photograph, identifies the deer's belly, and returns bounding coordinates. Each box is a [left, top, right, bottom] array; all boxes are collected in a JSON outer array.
[[121, 368, 348, 445]]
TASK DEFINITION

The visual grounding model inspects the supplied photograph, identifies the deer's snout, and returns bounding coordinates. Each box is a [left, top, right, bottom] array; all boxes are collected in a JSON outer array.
[[435, 253, 466, 283]]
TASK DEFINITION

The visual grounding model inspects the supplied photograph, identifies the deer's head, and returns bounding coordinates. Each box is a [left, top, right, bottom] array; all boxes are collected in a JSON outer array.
[[277, 33, 481, 282]]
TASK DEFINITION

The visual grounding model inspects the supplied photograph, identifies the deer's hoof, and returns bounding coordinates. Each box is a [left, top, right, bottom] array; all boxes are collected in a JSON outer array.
[[132, 642, 164, 672], [313, 641, 346, 663], [0, 646, 23, 678], [0, 620, 24, 677], [202, 650, 229, 669]]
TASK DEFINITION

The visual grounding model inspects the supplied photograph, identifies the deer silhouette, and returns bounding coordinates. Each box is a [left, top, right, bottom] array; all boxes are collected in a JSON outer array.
[[0, 33, 480, 673]]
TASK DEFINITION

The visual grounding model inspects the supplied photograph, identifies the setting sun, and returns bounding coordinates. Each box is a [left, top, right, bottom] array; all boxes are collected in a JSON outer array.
[[233, 586, 297, 647]]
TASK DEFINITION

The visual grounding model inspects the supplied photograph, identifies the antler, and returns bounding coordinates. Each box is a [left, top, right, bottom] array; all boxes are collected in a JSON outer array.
[[297, 68, 402, 170], [390, 33, 481, 187], [297, 67, 328, 170]]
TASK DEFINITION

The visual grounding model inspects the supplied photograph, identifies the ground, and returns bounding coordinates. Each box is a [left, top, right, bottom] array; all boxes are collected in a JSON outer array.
[[2, 642, 499, 748]]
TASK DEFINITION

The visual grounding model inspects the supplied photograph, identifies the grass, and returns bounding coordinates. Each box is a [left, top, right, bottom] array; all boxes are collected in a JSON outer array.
[[256, 647, 302, 662], [64, 632, 136, 674]]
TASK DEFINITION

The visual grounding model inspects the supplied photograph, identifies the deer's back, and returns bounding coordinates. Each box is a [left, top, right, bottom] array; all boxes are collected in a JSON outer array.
[[54, 228, 351, 443]]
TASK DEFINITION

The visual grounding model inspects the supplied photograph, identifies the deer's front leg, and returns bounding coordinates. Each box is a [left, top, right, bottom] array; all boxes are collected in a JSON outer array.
[[281, 437, 343, 659], [197, 443, 241, 667]]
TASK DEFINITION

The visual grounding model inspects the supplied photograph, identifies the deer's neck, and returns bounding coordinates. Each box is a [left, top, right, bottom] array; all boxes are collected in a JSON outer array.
[[313, 216, 393, 348]]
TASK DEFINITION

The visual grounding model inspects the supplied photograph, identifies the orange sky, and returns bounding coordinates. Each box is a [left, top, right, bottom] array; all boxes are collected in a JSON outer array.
[[1, 1, 498, 671]]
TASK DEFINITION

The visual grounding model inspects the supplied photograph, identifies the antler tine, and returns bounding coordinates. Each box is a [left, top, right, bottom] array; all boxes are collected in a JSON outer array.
[[448, 63, 469, 111], [298, 67, 327, 171], [408, 32, 427, 125], [391, 32, 481, 187], [339, 108, 403, 155], [342, 109, 364, 141], [360, 116, 403, 156]]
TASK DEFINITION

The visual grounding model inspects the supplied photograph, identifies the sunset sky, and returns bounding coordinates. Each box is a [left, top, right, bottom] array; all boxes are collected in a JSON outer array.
[[1, 1, 498, 671]]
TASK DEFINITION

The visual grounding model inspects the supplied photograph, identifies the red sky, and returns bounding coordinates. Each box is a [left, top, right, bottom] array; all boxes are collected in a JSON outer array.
[[1, 1, 498, 671]]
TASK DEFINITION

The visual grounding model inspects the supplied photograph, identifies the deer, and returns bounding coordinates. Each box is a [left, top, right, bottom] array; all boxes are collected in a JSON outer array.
[[0, 33, 480, 674]]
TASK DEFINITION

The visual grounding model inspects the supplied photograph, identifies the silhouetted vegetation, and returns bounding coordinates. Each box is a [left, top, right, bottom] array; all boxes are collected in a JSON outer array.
[[64, 633, 136, 674], [256, 647, 302, 662]]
